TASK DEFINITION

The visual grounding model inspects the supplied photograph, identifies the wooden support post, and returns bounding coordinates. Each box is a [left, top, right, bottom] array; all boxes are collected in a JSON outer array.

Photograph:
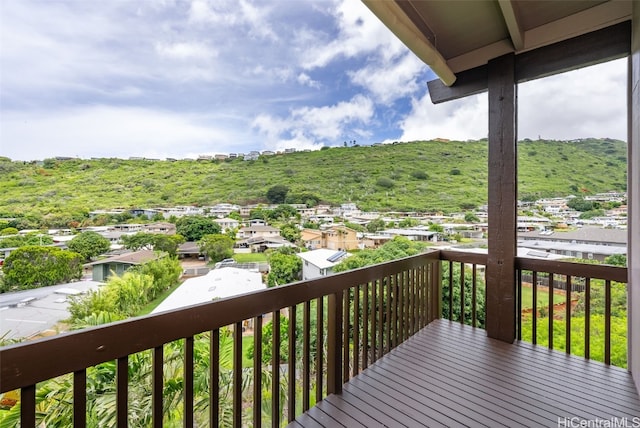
[[327, 291, 343, 394], [486, 53, 517, 343]]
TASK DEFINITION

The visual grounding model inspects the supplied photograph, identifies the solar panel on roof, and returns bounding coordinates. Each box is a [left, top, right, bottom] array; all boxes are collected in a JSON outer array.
[[327, 250, 347, 263]]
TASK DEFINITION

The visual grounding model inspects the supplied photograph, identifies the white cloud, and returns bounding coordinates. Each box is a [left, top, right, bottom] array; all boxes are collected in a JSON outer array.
[[0, 106, 245, 161], [252, 95, 374, 146], [155, 41, 217, 61], [297, 73, 321, 89], [349, 52, 425, 105], [188, 0, 277, 41], [300, 0, 405, 70], [399, 58, 627, 143]]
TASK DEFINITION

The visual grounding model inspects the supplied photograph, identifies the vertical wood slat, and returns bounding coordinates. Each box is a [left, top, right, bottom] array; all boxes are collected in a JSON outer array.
[[288, 305, 297, 423], [448, 260, 454, 320], [532, 271, 538, 345], [565, 276, 572, 354], [472, 265, 478, 328], [315, 297, 323, 403], [73, 369, 86, 428], [459, 264, 465, 325], [417, 268, 423, 329], [211, 329, 220, 428], [342, 291, 350, 382], [377, 278, 384, 355], [398, 272, 407, 343], [272, 310, 281, 428], [410, 269, 416, 335], [362, 283, 369, 370], [433, 261, 442, 322], [302, 302, 310, 413], [516, 269, 522, 340], [234, 322, 242, 428], [584, 278, 591, 360], [605, 280, 611, 365], [353, 285, 360, 377], [117, 356, 128, 428], [327, 291, 343, 394], [385, 276, 392, 354], [20, 385, 36, 428], [370, 280, 377, 363], [548, 273, 555, 350], [153, 345, 163, 428], [254, 315, 263, 428], [184, 336, 194, 428]]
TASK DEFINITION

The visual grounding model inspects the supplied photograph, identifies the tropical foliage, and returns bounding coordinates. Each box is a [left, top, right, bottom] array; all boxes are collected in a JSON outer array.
[[67, 231, 111, 261], [1, 246, 83, 291]]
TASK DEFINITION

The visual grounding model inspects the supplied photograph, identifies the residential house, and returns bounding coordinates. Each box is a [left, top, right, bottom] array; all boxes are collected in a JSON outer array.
[[297, 249, 349, 280], [237, 225, 280, 240], [301, 226, 359, 251], [213, 217, 239, 232], [143, 222, 177, 235], [86, 249, 163, 281]]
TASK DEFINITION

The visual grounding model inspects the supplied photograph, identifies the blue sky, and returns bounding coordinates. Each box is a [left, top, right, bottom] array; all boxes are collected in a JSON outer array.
[[0, 0, 628, 161]]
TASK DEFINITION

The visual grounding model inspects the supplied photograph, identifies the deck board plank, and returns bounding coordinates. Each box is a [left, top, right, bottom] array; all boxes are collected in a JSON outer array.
[[290, 320, 640, 428]]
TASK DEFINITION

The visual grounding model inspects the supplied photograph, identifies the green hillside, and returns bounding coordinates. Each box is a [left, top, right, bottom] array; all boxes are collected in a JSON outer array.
[[0, 138, 627, 225]]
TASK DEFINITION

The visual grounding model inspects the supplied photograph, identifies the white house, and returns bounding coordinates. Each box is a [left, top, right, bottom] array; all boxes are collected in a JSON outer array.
[[152, 267, 265, 314], [297, 249, 350, 281]]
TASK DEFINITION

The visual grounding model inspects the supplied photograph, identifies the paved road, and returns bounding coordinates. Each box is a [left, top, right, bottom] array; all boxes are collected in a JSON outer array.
[[0, 280, 102, 341]]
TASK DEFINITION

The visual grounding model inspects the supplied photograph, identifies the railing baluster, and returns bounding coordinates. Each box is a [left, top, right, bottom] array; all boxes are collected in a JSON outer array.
[[254, 315, 263, 428], [459, 264, 465, 325], [448, 260, 453, 321], [585, 278, 591, 360], [353, 285, 360, 377], [184, 337, 194, 428], [385, 276, 391, 354], [397, 273, 404, 344], [21, 384, 36, 428], [548, 273, 554, 350], [342, 290, 350, 382], [302, 302, 310, 412], [565, 276, 572, 355], [377, 278, 384, 355], [327, 292, 343, 394], [315, 297, 323, 402], [362, 282, 369, 369], [472, 264, 478, 328], [153, 345, 163, 428], [516, 269, 522, 340], [409, 269, 415, 335], [73, 369, 86, 428], [532, 271, 538, 345], [234, 322, 242, 428], [370, 280, 377, 362], [288, 305, 296, 423], [117, 356, 128, 428], [211, 329, 220, 428], [272, 310, 281, 428], [605, 279, 611, 365]]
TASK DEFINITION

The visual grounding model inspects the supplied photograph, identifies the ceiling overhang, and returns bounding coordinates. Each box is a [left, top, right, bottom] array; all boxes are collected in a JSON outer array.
[[362, 0, 633, 87]]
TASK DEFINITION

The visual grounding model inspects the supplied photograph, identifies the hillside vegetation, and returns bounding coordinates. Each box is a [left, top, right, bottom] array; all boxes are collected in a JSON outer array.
[[0, 138, 627, 221]]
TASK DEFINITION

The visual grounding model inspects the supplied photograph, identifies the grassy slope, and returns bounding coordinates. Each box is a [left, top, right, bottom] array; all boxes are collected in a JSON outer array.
[[0, 138, 627, 217]]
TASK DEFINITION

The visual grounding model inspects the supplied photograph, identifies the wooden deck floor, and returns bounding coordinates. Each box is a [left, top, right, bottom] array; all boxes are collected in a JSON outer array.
[[290, 319, 640, 428]]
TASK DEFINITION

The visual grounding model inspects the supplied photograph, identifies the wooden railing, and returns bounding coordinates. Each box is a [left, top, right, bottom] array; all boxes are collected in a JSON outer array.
[[516, 258, 628, 367], [0, 252, 440, 427], [436, 250, 628, 367]]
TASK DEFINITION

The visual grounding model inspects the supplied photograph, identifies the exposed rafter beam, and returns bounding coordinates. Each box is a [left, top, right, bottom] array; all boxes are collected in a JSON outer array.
[[362, 0, 456, 86], [498, 0, 524, 51]]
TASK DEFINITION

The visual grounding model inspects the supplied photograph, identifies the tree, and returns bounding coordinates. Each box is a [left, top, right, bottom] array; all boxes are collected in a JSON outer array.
[[2, 246, 83, 290], [566, 197, 595, 212], [268, 205, 299, 222], [266, 185, 289, 204], [67, 231, 111, 261], [0, 227, 19, 235], [464, 212, 480, 223], [604, 254, 627, 267], [279, 223, 300, 243], [266, 250, 302, 287], [176, 216, 221, 241], [333, 236, 428, 273], [122, 233, 185, 256], [366, 218, 386, 233], [198, 234, 234, 263]]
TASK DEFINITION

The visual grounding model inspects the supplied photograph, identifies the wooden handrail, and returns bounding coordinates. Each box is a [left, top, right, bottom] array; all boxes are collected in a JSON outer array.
[[0, 250, 439, 393]]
